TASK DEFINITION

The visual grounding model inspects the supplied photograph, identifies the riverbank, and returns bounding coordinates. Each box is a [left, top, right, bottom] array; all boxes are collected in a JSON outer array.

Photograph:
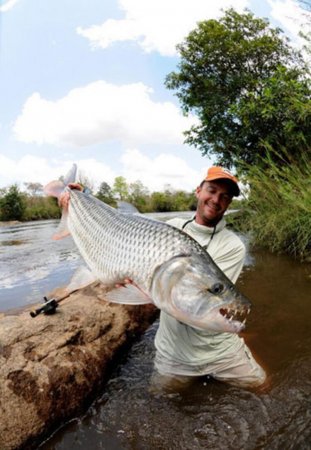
[[0, 220, 21, 227], [0, 282, 158, 450]]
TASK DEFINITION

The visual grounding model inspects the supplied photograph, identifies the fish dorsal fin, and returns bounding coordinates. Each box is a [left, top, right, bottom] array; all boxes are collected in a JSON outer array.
[[63, 164, 77, 185], [105, 284, 152, 305]]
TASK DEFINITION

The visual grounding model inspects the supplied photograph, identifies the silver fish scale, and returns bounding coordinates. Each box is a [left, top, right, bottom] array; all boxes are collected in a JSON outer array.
[[67, 190, 206, 291]]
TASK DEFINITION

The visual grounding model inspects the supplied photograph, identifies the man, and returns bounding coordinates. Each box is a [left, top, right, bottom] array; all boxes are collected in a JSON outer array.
[[152, 166, 266, 390], [60, 167, 266, 390]]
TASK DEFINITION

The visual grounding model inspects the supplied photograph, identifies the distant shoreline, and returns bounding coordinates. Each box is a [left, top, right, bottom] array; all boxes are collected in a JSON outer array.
[[0, 220, 21, 227], [0, 209, 237, 228]]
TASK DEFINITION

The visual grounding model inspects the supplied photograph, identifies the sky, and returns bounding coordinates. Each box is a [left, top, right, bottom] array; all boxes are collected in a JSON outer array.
[[0, 0, 308, 193]]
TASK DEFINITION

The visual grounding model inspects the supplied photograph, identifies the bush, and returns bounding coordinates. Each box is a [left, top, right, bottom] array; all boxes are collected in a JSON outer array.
[[238, 149, 311, 259], [0, 185, 26, 221], [23, 197, 61, 221]]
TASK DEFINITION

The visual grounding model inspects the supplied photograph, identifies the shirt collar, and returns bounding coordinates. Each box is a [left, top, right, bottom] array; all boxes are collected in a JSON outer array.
[[189, 216, 226, 235]]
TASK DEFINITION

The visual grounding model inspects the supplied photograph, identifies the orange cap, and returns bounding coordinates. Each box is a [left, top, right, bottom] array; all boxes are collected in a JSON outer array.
[[204, 166, 240, 196]]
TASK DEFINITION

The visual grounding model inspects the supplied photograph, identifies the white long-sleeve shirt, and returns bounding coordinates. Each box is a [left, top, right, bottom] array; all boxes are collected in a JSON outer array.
[[154, 216, 247, 374]]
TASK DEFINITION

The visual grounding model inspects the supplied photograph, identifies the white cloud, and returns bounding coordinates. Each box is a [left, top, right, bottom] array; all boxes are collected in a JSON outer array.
[[120, 148, 205, 192], [268, 0, 310, 45], [0, 151, 207, 193], [0, 155, 115, 191], [13, 81, 197, 147], [77, 0, 250, 56], [0, 0, 20, 13]]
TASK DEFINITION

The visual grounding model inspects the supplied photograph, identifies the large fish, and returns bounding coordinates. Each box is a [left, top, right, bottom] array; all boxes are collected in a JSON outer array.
[[45, 165, 251, 333]]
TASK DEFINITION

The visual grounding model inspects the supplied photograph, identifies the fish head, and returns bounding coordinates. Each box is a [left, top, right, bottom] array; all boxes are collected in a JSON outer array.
[[151, 253, 251, 333]]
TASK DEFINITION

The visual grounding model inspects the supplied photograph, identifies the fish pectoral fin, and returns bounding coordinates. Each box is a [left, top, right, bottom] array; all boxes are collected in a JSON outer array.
[[105, 284, 152, 305], [65, 266, 98, 294]]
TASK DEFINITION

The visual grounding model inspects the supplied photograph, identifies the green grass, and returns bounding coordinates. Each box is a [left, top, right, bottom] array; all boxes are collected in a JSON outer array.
[[23, 197, 61, 221], [236, 149, 311, 260]]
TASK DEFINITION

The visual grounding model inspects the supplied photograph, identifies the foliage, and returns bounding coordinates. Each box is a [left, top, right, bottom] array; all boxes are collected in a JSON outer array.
[[23, 197, 61, 221], [237, 148, 311, 259], [128, 180, 150, 212], [150, 188, 196, 212], [112, 176, 129, 200], [0, 177, 199, 222], [150, 191, 175, 212], [0, 185, 26, 221], [96, 182, 117, 207], [165, 8, 310, 168]]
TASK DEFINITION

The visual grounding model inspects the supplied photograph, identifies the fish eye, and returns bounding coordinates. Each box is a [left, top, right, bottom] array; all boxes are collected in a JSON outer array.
[[208, 283, 224, 295]]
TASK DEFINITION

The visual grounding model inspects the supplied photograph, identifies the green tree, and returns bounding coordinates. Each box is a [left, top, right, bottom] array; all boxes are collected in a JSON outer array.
[[96, 181, 117, 207], [128, 180, 150, 212], [0, 185, 26, 221], [171, 190, 196, 211], [166, 8, 310, 168], [112, 176, 129, 200], [150, 191, 175, 212]]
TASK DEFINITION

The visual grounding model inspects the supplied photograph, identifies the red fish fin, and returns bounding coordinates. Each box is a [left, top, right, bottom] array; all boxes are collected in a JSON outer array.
[[44, 164, 77, 199], [44, 180, 65, 199]]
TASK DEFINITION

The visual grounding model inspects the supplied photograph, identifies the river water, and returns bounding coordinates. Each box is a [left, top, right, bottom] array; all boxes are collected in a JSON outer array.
[[1, 218, 310, 449]]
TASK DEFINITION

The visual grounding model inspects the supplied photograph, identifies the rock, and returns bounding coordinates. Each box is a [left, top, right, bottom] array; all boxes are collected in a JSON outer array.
[[0, 283, 158, 450]]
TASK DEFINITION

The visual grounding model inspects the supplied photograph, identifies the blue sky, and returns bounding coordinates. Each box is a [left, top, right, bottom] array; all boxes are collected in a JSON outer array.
[[0, 0, 308, 193]]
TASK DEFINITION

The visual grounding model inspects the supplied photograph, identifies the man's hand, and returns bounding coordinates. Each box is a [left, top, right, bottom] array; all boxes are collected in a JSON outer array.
[[58, 183, 83, 208], [115, 278, 133, 288]]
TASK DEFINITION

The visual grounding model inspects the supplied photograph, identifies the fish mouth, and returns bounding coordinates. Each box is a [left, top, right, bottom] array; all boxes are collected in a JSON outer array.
[[216, 302, 251, 332], [171, 300, 252, 333]]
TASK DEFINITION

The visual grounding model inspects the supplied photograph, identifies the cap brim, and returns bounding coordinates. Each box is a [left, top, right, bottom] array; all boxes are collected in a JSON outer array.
[[206, 176, 240, 196]]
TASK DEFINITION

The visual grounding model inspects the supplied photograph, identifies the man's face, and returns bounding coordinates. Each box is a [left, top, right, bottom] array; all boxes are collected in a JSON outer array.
[[195, 180, 233, 226]]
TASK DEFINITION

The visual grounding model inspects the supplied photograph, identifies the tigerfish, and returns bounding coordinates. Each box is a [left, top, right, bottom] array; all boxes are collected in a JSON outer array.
[[44, 164, 251, 333]]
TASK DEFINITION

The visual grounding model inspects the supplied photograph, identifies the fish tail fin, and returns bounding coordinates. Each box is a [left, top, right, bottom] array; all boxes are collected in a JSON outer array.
[[44, 164, 77, 199], [44, 164, 78, 240]]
